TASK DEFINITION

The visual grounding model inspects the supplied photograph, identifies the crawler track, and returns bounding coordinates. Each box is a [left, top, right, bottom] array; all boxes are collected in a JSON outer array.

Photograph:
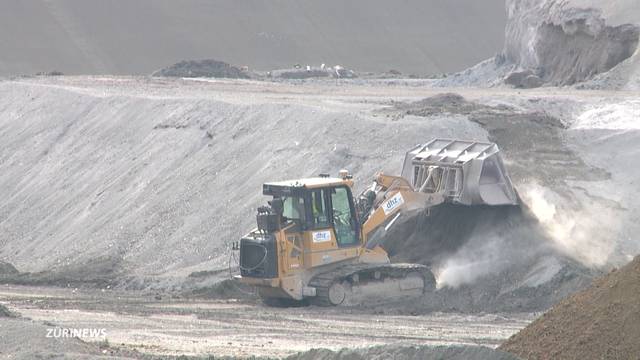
[[309, 263, 436, 306]]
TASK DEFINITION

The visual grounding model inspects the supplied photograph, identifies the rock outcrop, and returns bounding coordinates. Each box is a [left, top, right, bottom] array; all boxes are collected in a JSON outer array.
[[503, 0, 640, 87]]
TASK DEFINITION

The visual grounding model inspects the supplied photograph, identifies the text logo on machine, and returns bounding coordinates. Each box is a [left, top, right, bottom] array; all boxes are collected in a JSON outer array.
[[312, 230, 332, 243], [382, 193, 404, 215]]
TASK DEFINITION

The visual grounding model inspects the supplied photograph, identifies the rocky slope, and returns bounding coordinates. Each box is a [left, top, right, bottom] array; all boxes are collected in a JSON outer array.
[[504, 0, 640, 86], [441, 0, 640, 89]]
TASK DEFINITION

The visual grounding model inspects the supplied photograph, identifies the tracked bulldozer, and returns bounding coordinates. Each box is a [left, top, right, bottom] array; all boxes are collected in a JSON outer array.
[[236, 139, 518, 306]]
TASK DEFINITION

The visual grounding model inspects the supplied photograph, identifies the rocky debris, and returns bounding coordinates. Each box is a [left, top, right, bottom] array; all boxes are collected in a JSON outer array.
[[378, 69, 404, 79], [187, 278, 257, 300], [273, 68, 330, 79], [500, 256, 640, 360], [433, 56, 516, 88], [271, 66, 357, 79], [0, 304, 15, 317], [504, 70, 543, 88], [35, 71, 64, 76], [503, 0, 640, 86], [286, 345, 520, 360], [153, 59, 250, 79], [391, 93, 491, 116], [0, 256, 124, 288]]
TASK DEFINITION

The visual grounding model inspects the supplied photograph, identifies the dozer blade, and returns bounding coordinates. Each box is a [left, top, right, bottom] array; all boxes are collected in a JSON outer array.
[[401, 139, 518, 206]]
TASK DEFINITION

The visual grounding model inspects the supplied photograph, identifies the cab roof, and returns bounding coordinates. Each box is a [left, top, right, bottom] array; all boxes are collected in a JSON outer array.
[[263, 177, 351, 195]]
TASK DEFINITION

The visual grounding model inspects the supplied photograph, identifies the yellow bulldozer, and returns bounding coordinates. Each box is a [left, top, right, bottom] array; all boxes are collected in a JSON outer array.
[[235, 139, 518, 306]]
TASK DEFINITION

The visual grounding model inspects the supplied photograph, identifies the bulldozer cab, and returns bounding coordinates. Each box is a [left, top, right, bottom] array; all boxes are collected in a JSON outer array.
[[240, 177, 362, 281], [262, 178, 361, 247]]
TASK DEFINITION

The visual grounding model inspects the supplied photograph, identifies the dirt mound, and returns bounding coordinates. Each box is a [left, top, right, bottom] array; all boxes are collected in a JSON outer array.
[[500, 256, 640, 360], [391, 93, 488, 117], [287, 345, 520, 360], [153, 59, 249, 78], [0, 256, 124, 288], [187, 278, 257, 300]]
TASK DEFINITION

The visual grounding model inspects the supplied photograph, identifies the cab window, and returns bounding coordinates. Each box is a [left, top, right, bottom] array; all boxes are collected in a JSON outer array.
[[310, 189, 330, 229], [331, 187, 358, 246], [283, 196, 306, 224]]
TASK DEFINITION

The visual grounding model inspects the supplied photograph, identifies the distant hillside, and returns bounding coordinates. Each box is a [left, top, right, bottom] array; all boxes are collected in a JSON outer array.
[[0, 0, 506, 76]]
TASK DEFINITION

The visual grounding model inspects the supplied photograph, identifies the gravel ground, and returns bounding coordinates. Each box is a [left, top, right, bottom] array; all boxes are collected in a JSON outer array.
[[0, 285, 533, 358]]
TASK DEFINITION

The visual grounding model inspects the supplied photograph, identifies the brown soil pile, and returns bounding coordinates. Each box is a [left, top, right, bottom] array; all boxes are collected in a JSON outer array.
[[500, 256, 640, 360]]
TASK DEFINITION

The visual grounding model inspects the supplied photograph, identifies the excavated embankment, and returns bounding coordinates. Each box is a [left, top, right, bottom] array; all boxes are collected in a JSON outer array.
[[500, 256, 640, 360], [504, 0, 639, 86], [440, 0, 640, 88]]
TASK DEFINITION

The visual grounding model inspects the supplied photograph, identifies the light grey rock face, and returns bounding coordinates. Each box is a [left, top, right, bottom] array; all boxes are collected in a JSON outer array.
[[504, 0, 640, 86]]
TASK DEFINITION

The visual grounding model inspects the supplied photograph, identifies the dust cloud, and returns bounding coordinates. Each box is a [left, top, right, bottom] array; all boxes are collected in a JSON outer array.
[[435, 234, 513, 289], [433, 182, 616, 289], [520, 183, 616, 268]]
